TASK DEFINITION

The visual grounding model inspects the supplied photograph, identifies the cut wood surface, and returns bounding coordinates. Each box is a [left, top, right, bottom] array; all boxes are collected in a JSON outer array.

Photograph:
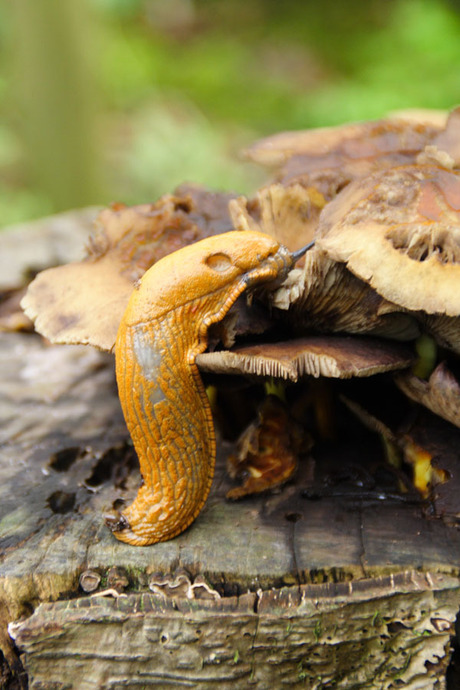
[[0, 210, 459, 689]]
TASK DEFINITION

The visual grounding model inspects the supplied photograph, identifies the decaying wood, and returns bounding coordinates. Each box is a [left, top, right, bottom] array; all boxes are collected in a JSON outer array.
[[1, 210, 460, 689], [8, 572, 459, 689]]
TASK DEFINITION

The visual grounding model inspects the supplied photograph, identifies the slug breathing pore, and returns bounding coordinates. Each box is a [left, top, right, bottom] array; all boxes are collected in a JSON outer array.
[[106, 230, 307, 545]]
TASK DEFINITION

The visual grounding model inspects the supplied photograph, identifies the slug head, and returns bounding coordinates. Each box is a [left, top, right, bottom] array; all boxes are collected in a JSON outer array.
[[122, 230, 302, 326]]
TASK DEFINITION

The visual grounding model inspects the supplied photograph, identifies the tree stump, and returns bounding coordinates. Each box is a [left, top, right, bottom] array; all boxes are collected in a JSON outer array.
[[0, 211, 459, 689]]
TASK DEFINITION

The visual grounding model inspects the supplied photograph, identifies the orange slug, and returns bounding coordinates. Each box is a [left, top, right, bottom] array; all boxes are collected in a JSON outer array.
[[106, 230, 304, 545]]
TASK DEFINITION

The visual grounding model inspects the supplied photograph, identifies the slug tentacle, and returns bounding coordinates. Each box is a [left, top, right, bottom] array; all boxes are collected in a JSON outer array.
[[108, 230, 298, 545]]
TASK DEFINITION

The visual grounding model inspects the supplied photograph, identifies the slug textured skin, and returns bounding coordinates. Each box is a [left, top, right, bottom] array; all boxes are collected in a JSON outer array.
[[109, 230, 294, 545]]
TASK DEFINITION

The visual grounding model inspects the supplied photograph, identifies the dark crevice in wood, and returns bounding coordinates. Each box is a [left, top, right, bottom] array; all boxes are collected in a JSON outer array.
[[446, 607, 460, 690], [47, 490, 76, 514], [0, 648, 27, 690], [0, 603, 27, 690], [48, 446, 82, 472], [289, 515, 303, 590], [358, 504, 369, 579], [83, 443, 137, 491]]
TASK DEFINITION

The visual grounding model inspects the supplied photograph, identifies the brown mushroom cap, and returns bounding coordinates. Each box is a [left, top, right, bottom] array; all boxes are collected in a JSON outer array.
[[196, 335, 413, 381], [245, 117, 443, 167], [418, 106, 460, 170], [21, 188, 235, 351], [395, 362, 460, 429], [316, 164, 460, 316], [229, 183, 324, 255], [244, 117, 443, 199], [386, 109, 448, 127]]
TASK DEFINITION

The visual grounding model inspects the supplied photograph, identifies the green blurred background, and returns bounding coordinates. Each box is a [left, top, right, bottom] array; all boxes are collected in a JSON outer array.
[[1, 0, 460, 226]]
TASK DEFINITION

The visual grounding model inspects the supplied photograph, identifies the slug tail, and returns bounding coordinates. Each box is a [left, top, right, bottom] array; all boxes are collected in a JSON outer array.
[[112, 314, 216, 545]]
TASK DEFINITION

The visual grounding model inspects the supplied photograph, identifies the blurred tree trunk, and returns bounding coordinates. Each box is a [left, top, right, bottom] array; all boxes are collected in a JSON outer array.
[[9, 0, 103, 211]]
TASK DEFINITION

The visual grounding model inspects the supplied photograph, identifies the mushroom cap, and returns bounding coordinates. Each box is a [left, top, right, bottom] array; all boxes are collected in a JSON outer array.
[[21, 189, 235, 351], [386, 109, 448, 128], [229, 183, 324, 255], [316, 164, 460, 316], [419, 106, 460, 169], [244, 117, 443, 200], [245, 117, 443, 167], [196, 335, 413, 381], [395, 362, 460, 429]]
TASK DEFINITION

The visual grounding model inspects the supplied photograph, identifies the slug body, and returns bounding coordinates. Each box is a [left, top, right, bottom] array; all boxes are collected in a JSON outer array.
[[110, 230, 295, 545]]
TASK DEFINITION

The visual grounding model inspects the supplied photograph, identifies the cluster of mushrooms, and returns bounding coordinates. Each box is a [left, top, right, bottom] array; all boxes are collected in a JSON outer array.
[[22, 106, 460, 545]]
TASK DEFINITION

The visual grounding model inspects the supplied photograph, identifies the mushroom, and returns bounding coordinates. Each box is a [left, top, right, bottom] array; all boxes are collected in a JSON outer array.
[[314, 163, 460, 352], [229, 183, 324, 255], [22, 187, 236, 351], [276, 246, 421, 340], [238, 109, 459, 344], [245, 115, 444, 201], [316, 162, 460, 313], [197, 337, 413, 500], [417, 106, 460, 169], [196, 335, 414, 381], [395, 362, 460, 430]]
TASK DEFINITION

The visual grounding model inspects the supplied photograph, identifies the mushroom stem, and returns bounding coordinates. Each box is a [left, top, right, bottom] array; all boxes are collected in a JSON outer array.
[[412, 334, 437, 380]]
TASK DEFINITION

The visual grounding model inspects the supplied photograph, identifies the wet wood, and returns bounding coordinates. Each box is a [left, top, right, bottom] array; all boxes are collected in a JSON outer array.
[[0, 210, 460, 689]]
